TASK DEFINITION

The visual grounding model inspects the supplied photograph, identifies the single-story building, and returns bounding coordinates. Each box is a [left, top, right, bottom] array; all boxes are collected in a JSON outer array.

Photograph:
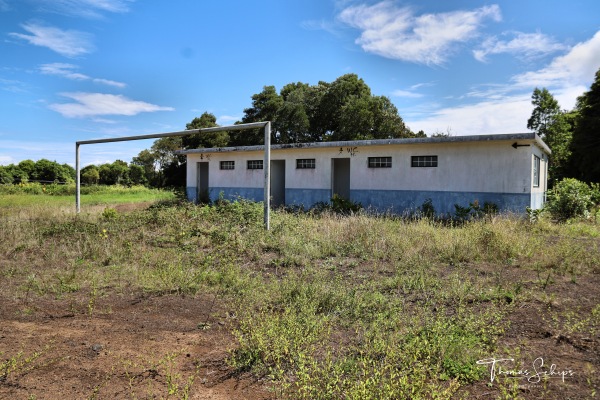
[[179, 132, 550, 215]]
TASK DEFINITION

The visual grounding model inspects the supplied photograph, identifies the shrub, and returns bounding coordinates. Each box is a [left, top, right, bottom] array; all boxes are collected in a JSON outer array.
[[311, 195, 362, 216], [419, 198, 435, 219], [453, 200, 498, 222], [546, 178, 594, 221]]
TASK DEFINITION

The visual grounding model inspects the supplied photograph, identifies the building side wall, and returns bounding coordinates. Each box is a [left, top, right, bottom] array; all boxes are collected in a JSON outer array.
[[185, 139, 544, 214], [530, 145, 548, 209]]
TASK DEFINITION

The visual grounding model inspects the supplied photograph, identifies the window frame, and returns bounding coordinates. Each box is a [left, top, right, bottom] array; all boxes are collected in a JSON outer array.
[[296, 158, 316, 169], [368, 156, 392, 168], [533, 155, 540, 187], [247, 160, 263, 170], [411, 155, 438, 168], [220, 160, 235, 170]]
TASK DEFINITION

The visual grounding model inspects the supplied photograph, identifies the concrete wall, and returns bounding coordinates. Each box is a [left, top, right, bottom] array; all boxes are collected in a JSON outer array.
[[530, 144, 548, 209], [185, 138, 546, 214]]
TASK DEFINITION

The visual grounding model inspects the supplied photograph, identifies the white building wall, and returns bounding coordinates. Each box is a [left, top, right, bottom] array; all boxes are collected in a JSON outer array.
[[184, 137, 547, 213], [345, 141, 529, 193]]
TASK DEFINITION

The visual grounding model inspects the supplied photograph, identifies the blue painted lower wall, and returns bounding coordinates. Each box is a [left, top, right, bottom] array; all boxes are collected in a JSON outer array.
[[186, 186, 533, 214], [351, 189, 530, 215]]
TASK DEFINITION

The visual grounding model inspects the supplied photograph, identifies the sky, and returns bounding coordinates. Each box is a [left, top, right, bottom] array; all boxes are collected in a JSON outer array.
[[1, 0, 599, 167]]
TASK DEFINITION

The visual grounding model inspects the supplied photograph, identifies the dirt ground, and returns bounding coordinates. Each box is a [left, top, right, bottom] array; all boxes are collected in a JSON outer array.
[[1, 266, 598, 399], [0, 291, 273, 399], [0, 202, 598, 399]]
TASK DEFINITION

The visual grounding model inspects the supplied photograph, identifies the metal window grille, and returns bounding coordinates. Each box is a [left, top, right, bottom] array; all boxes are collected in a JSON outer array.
[[220, 161, 235, 170], [247, 160, 263, 170], [411, 155, 438, 167], [368, 157, 392, 168], [296, 159, 315, 169]]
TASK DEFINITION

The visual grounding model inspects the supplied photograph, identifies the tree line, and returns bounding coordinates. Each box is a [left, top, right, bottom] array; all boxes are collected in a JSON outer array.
[[2, 70, 598, 189], [0, 158, 147, 186], [527, 67, 600, 185], [131, 73, 425, 187], [0, 159, 75, 185]]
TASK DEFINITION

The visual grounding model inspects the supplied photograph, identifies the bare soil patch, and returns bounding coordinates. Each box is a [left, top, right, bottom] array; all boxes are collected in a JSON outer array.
[[0, 292, 272, 399]]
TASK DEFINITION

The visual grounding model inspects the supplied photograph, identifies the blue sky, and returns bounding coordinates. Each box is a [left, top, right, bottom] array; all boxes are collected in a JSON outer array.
[[1, 0, 599, 167]]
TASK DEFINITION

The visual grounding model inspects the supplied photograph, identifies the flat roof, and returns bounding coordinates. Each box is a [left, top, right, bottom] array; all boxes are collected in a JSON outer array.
[[178, 132, 551, 155]]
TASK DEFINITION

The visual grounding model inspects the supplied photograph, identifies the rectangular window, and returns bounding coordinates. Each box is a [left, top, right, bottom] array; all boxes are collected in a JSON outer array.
[[411, 155, 438, 167], [247, 160, 263, 170], [296, 159, 315, 169], [368, 157, 392, 168], [533, 155, 540, 187], [220, 161, 235, 170]]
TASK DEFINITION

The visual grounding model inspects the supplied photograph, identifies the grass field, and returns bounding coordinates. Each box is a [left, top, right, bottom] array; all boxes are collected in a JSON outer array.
[[0, 191, 599, 399]]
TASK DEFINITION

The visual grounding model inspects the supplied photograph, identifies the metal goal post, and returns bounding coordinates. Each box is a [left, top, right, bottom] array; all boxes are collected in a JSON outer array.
[[76, 121, 272, 229]]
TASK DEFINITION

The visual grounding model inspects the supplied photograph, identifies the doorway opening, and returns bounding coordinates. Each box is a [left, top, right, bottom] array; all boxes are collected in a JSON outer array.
[[332, 158, 350, 200]]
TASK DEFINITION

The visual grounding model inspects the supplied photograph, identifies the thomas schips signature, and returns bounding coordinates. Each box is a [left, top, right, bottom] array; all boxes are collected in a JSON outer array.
[[476, 357, 575, 383]]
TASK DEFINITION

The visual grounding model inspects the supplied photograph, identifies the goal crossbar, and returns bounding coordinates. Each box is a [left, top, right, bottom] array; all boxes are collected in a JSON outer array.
[[75, 121, 272, 229]]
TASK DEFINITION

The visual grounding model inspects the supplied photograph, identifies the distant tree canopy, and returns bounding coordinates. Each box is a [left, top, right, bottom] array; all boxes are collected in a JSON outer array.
[[570, 67, 600, 183], [527, 88, 575, 183], [528, 67, 600, 185], [235, 74, 418, 145], [133, 73, 422, 188], [0, 159, 75, 185]]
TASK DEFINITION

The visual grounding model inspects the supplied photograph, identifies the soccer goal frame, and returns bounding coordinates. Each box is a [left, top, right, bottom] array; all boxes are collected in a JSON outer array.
[[75, 121, 272, 229]]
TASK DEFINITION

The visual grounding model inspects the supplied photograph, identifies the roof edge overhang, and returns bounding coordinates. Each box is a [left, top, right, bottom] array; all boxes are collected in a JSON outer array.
[[177, 132, 551, 155]]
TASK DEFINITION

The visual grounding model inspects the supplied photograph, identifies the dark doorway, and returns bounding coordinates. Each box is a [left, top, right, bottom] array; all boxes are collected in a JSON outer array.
[[332, 158, 350, 200], [270, 160, 286, 207], [196, 162, 209, 203]]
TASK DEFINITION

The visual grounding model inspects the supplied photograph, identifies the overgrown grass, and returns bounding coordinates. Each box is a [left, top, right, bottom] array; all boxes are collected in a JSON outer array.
[[0, 184, 175, 215], [1, 195, 599, 398]]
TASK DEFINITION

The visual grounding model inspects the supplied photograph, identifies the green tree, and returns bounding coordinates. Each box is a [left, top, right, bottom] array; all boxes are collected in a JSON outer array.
[[81, 165, 100, 185], [132, 149, 158, 185], [370, 96, 413, 138], [0, 166, 13, 184], [32, 159, 73, 183], [237, 74, 414, 144], [128, 164, 148, 186], [234, 85, 283, 145], [150, 137, 185, 187], [545, 111, 576, 183], [184, 112, 228, 148], [275, 85, 311, 143], [527, 88, 561, 141], [527, 88, 575, 184], [99, 160, 129, 185], [570, 67, 600, 183], [17, 160, 35, 179], [320, 74, 372, 141]]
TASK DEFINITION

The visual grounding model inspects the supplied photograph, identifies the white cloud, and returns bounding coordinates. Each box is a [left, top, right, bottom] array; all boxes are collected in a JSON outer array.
[[49, 92, 174, 118], [512, 30, 600, 89], [0, 78, 28, 93], [301, 19, 341, 36], [217, 115, 241, 125], [474, 31, 568, 62], [408, 30, 600, 136], [338, 1, 501, 65], [39, 63, 126, 88], [0, 155, 14, 165], [9, 22, 94, 57], [407, 94, 531, 136], [31, 0, 132, 18], [0, 0, 10, 11], [391, 89, 423, 98]]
